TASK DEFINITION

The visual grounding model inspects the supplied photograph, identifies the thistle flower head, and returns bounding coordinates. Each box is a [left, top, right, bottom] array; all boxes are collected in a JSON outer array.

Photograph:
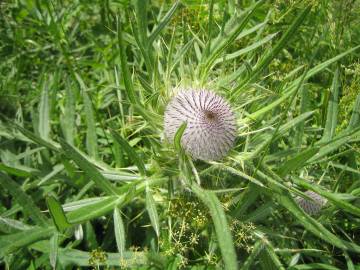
[[295, 190, 327, 216], [164, 89, 237, 160]]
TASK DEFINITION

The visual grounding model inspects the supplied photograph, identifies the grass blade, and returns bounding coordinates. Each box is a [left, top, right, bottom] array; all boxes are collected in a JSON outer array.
[[0, 171, 47, 226], [83, 91, 98, 160], [66, 196, 121, 224], [113, 207, 126, 258], [200, 0, 264, 81], [240, 240, 265, 270], [61, 80, 76, 145], [191, 183, 238, 270], [148, 1, 181, 44], [60, 139, 119, 196], [260, 243, 285, 270], [65, 177, 166, 224], [174, 122, 187, 151], [347, 94, 360, 131], [49, 232, 59, 269], [38, 80, 50, 140], [146, 189, 160, 237], [232, 5, 311, 96], [277, 147, 319, 177], [12, 122, 60, 152], [274, 190, 360, 253], [0, 227, 54, 258], [321, 68, 340, 142], [293, 176, 360, 217], [110, 130, 146, 176], [117, 16, 136, 104]]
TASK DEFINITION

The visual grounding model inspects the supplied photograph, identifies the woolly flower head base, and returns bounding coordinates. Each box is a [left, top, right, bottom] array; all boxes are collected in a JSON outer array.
[[164, 89, 237, 160], [295, 190, 327, 216]]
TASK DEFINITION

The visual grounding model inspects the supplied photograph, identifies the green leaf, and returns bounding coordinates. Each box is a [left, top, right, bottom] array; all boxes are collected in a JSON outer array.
[[117, 16, 136, 104], [83, 90, 98, 159], [289, 263, 341, 270], [233, 5, 311, 96], [65, 177, 166, 224], [145, 190, 160, 237], [321, 68, 340, 142], [46, 196, 72, 232], [347, 94, 360, 131], [66, 196, 122, 224], [134, 0, 148, 45], [260, 243, 285, 270], [292, 177, 360, 217], [277, 147, 319, 177], [12, 122, 60, 152], [38, 80, 50, 140], [0, 216, 33, 233], [49, 232, 59, 269], [244, 201, 274, 222], [61, 80, 76, 145], [200, 0, 264, 81], [213, 32, 277, 66], [60, 139, 119, 196], [215, 163, 266, 188], [0, 227, 54, 258], [240, 240, 265, 270], [308, 128, 360, 163], [0, 162, 35, 177], [274, 190, 360, 253], [250, 111, 314, 147], [191, 183, 238, 270], [174, 122, 187, 151], [110, 130, 146, 176], [113, 207, 126, 258], [148, 1, 181, 44], [32, 240, 165, 268], [42, 247, 148, 268], [0, 172, 48, 226]]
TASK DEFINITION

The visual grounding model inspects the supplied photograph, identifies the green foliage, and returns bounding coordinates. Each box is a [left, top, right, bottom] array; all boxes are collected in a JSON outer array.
[[1, 0, 360, 269]]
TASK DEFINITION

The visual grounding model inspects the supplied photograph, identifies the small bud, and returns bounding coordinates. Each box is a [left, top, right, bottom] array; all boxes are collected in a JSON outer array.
[[295, 190, 327, 216]]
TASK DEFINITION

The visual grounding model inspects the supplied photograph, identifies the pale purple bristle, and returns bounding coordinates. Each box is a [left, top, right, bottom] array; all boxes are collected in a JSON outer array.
[[295, 190, 327, 216], [164, 89, 237, 160]]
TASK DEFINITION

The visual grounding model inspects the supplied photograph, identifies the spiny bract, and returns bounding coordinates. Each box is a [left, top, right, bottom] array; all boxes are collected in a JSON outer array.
[[295, 190, 327, 216], [164, 89, 237, 160]]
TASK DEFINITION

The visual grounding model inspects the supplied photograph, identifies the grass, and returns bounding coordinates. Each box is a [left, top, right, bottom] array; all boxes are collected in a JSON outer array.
[[1, 0, 360, 269]]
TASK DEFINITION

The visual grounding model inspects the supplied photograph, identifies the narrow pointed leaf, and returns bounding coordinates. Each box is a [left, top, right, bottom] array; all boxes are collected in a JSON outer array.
[[60, 139, 119, 196], [46, 196, 72, 232]]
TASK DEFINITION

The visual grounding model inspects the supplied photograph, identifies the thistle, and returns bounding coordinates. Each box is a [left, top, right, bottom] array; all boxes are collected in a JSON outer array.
[[164, 89, 237, 160], [295, 191, 327, 216]]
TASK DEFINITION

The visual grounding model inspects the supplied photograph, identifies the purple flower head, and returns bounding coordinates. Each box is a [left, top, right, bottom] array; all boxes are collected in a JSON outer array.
[[295, 190, 327, 216], [164, 89, 237, 160]]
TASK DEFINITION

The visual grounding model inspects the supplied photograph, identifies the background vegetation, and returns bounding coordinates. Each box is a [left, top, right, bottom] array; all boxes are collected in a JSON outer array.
[[1, 0, 360, 269]]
